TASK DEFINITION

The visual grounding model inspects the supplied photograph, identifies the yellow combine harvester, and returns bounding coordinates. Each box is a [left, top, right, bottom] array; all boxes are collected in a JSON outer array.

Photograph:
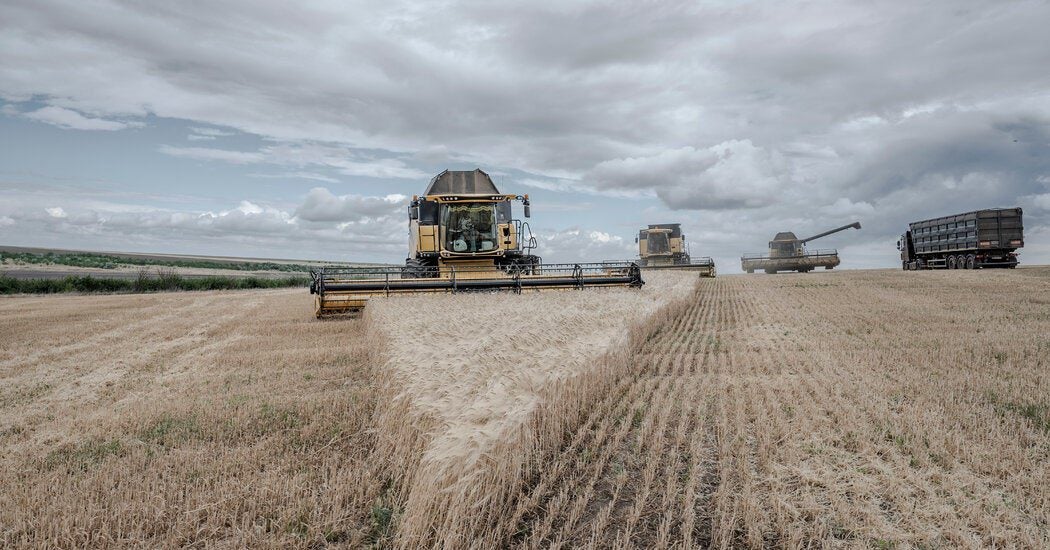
[[310, 169, 644, 317], [636, 223, 716, 277]]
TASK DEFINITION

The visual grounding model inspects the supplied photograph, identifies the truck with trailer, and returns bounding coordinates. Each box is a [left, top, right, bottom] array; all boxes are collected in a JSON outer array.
[[897, 207, 1023, 270]]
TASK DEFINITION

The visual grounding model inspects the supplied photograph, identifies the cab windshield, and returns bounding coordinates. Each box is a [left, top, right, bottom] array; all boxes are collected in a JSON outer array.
[[442, 203, 498, 253], [647, 232, 670, 255], [771, 241, 797, 256]]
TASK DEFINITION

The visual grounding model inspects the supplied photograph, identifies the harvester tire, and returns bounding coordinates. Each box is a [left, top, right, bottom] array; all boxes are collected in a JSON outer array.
[[403, 258, 436, 278]]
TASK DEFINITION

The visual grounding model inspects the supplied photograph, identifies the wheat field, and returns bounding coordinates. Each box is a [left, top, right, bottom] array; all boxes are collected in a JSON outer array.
[[507, 268, 1050, 548], [1, 268, 1048, 548]]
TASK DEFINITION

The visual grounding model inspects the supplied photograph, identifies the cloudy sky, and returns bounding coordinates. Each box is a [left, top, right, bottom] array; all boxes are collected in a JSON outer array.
[[2, 0, 1049, 270]]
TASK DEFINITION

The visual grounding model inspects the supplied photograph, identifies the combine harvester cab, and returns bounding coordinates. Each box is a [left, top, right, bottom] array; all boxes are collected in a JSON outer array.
[[635, 223, 716, 277], [741, 222, 861, 274], [310, 169, 644, 318]]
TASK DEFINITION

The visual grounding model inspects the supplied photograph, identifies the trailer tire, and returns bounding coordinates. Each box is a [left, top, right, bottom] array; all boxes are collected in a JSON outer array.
[[947, 255, 957, 270], [966, 255, 976, 269]]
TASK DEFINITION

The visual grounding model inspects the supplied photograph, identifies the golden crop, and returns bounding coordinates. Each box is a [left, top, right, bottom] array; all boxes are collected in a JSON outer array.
[[1, 268, 1047, 548]]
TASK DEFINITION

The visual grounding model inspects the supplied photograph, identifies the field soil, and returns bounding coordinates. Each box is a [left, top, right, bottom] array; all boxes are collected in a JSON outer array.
[[2, 267, 1048, 548]]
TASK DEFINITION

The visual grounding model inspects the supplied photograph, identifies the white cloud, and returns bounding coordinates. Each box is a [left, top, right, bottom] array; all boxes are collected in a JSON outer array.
[[535, 227, 635, 263], [294, 187, 407, 222], [158, 145, 266, 164], [248, 172, 341, 183], [23, 106, 139, 131], [820, 198, 875, 218], [1027, 193, 1050, 212], [1, 187, 409, 262], [189, 127, 236, 137], [155, 142, 426, 179]]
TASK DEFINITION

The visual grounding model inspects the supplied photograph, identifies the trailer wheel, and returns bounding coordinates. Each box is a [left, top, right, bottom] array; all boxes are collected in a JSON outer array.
[[965, 255, 976, 269], [947, 255, 957, 269]]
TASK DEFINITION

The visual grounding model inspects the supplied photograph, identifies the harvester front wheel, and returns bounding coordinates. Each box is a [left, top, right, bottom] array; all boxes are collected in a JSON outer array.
[[403, 257, 437, 278]]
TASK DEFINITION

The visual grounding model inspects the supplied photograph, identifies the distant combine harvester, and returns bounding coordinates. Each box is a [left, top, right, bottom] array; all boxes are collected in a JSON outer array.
[[635, 223, 715, 276], [741, 222, 861, 274]]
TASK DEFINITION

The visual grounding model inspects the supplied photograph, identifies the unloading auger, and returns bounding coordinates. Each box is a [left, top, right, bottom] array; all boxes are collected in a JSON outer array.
[[310, 169, 644, 318]]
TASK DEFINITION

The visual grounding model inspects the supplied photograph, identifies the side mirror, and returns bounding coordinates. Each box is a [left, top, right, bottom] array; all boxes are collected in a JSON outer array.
[[523, 203, 531, 218], [634, 236, 638, 243], [409, 205, 418, 220]]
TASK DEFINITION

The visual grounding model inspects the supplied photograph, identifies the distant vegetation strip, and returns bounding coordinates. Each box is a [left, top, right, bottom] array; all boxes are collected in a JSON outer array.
[[0, 273, 309, 295], [0, 251, 319, 272]]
